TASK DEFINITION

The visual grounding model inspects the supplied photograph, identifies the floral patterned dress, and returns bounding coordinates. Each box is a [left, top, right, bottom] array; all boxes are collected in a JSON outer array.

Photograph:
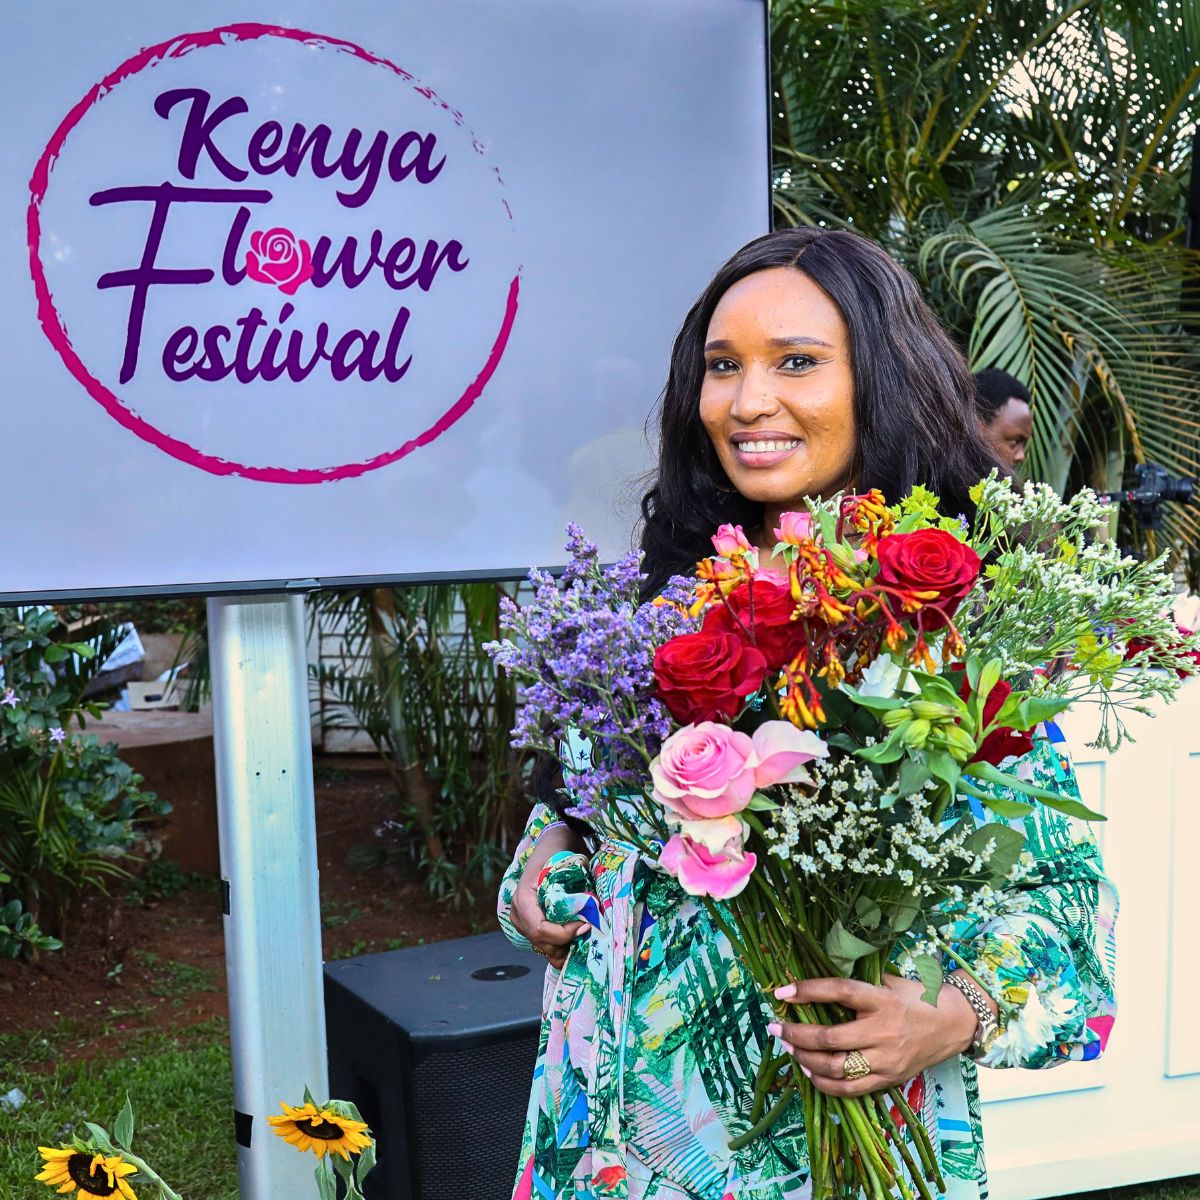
[[497, 723, 1118, 1200]]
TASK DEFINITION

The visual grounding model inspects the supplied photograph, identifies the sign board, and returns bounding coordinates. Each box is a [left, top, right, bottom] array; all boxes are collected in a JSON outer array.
[[1, 0, 769, 600]]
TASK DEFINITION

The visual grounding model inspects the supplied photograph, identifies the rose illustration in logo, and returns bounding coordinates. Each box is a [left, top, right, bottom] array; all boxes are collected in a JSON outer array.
[[245, 227, 314, 295]]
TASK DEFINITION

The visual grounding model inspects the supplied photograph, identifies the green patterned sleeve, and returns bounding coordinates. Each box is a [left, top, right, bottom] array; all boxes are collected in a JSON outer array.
[[497, 802, 567, 950], [953, 727, 1119, 1071]]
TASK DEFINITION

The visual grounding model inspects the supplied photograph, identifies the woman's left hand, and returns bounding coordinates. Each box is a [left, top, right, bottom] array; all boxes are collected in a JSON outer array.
[[766, 975, 979, 1097]]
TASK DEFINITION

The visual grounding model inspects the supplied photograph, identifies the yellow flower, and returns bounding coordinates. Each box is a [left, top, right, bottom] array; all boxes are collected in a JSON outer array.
[[267, 1102, 373, 1161], [36, 1147, 138, 1199]]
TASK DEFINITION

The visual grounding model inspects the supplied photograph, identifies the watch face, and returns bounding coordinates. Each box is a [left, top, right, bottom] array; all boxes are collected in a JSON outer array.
[[979, 1026, 1001, 1056]]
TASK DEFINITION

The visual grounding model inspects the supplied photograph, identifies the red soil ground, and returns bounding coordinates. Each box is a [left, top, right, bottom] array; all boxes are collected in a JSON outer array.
[[0, 755, 499, 1058]]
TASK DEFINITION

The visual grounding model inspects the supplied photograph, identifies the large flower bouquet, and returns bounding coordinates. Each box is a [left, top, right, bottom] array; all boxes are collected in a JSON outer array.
[[487, 476, 1199, 1200]]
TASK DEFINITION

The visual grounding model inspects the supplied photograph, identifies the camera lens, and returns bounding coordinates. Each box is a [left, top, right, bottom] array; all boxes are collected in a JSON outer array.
[[1165, 477, 1195, 503]]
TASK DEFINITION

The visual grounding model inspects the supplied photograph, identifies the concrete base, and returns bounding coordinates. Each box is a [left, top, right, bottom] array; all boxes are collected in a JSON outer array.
[[91, 710, 220, 876]]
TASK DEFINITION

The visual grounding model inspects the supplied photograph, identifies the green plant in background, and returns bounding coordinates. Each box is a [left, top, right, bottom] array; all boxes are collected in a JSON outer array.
[[0, 607, 166, 940], [771, 0, 1200, 570], [0, 869, 61, 958], [313, 584, 520, 904]]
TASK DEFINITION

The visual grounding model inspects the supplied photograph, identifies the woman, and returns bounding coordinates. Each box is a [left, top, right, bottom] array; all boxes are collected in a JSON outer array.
[[498, 228, 1117, 1200]]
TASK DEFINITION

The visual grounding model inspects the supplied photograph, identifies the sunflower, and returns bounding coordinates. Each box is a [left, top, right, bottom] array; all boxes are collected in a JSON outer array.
[[267, 1101, 373, 1160], [36, 1147, 138, 1199]]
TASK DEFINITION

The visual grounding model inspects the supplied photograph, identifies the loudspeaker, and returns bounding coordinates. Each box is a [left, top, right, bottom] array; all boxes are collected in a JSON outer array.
[[324, 931, 544, 1200]]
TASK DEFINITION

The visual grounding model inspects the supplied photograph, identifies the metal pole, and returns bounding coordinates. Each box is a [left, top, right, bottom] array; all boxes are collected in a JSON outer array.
[[207, 593, 328, 1200]]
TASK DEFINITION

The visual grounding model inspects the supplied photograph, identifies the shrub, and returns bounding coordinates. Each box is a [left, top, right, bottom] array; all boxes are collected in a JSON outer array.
[[0, 607, 167, 940]]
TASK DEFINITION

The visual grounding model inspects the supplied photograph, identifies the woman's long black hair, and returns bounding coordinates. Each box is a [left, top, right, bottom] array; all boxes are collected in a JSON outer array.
[[639, 227, 1003, 599]]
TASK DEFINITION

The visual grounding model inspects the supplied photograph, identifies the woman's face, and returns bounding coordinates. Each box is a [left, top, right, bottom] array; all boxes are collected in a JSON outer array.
[[699, 267, 857, 519]]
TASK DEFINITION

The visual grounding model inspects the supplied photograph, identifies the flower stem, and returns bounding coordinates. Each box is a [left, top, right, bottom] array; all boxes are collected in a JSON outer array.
[[728, 1085, 796, 1152]]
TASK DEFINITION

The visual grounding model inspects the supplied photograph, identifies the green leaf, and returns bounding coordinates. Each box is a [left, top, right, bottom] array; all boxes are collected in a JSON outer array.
[[855, 728, 906, 764], [817, 505, 839, 548], [927, 750, 961, 788], [355, 1138, 378, 1190], [839, 685, 910, 712], [83, 1122, 116, 1153], [824, 732, 860, 753], [964, 823, 1028, 880], [971, 789, 1034, 820], [824, 919, 878, 975], [330, 1154, 355, 1190], [891, 891, 923, 934], [303, 1084, 317, 1107], [966, 761, 1106, 820], [314, 1161, 338, 1200], [966, 658, 982, 691], [897, 757, 932, 796], [747, 791, 781, 812], [114, 1095, 135, 1151], [977, 659, 1002, 707], [913, 953, 944, 1006], [1018, 696, 1073, 727], [907, 670, 965, 708], [854, 895, 883, 930]]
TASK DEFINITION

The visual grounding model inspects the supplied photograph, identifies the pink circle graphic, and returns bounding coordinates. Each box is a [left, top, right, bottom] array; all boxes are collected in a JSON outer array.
[[27, 23, 520, 485]]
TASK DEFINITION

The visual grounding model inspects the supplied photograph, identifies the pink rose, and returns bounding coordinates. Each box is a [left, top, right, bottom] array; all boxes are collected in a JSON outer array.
[[650, 722, 757, 821], [659, 817, 756, 899], [712, 523, 753, 558], [751, 721, 828, 788], [245, 227, 314, 295], [774, 510, 815, 545]]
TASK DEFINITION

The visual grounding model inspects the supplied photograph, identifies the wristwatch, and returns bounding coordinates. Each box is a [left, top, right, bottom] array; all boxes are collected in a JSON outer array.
[[943, 973, 1000, 1059]]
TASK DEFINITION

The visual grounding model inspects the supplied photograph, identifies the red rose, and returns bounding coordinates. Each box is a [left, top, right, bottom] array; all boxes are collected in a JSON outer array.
[[703, 576, 806, 670], [653, 629, 767, 724], [875, 529, 981, 630], [959, 676, 1034, 766]]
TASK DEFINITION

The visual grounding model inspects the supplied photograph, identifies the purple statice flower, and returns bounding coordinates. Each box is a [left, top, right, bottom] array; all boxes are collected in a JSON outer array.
[[49, 726, 66, 744], [1, 688, 17, 707], [486, 527, 698, 817]]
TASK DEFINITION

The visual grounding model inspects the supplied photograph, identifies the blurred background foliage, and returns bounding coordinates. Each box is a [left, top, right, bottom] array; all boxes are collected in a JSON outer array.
[[311, 584, 522, 906], [770, 0, 1200, 573]]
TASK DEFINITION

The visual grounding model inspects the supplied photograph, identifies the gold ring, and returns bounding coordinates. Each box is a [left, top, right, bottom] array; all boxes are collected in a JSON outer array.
[[843, 1050, 872, 1081]]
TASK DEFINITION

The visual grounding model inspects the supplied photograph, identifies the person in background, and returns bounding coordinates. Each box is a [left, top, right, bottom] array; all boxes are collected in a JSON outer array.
[[973, 368, 1033, 472]]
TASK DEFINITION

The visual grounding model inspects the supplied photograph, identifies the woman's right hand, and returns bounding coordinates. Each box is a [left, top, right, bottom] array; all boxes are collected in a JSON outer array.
[[510, 824, 591, 970]]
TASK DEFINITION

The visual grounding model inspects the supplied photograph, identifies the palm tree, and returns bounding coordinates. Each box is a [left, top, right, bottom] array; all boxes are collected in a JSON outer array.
[[771, 0, 1200, 571]]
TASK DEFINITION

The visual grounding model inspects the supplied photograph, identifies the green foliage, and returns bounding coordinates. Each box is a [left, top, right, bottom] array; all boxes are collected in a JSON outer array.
[[0, 1019, 237, 1200], [124, 859, 216, 906], [0, 869, 61, 958], [772, 0, 1200, 571], [89, 596, 206, 636], [0, 607, 166, 939], [313, 584, 520, 904]]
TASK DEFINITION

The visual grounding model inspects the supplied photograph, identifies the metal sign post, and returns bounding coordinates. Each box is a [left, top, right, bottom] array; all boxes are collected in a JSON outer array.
[[207, 593, 328, 1200]]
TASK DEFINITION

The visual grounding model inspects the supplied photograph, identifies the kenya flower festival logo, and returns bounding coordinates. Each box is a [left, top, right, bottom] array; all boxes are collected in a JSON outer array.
[[29, 24, 520, 483]]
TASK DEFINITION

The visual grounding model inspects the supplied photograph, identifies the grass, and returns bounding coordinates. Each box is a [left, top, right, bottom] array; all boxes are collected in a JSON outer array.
[[130, 949, 218, 1001], [0, 1017, 237, 1199]]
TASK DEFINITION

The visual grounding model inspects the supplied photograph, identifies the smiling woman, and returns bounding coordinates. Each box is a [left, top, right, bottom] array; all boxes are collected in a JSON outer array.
[[640, 226, 1001, 597], [699, 268, 858, 540], [493, 228, 1122, 1200]]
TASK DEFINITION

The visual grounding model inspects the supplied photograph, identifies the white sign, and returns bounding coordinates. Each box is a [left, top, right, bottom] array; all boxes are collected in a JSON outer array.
[[2, 1, 768, 598]]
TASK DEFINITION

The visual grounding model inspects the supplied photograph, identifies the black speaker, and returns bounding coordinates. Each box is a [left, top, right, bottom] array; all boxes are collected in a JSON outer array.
[[324, 931, 544, 1200]]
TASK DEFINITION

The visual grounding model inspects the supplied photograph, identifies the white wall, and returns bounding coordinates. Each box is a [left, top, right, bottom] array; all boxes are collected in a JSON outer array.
[[981, 679, 1200, 1197]]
